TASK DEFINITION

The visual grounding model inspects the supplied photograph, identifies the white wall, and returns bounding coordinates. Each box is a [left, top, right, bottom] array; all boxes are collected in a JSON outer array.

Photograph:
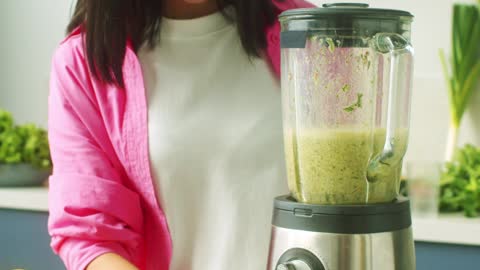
[[0, 0, 74, 127], [1, 0, 479, 162]]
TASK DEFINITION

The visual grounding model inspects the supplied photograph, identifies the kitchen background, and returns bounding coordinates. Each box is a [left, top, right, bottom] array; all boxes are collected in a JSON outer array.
[[0, 0, 479, 270], [1, 0, 479, 162]]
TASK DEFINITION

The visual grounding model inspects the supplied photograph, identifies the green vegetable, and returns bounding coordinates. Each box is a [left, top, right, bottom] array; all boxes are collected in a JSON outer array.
[[0, 129, 23, 164], [343, 93, 363, 112], [0, 109, 13, 134], [20, 125, 52, 169], [341, 84, 351, 93], [326, 38, 336, 53], [440, 144, 480, 217], [0, 109, 52, 170], [439, 4, 480, 161]]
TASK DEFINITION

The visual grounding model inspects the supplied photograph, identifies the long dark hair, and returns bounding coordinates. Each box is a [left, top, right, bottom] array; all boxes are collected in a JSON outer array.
[[67, 0, 281, 88]]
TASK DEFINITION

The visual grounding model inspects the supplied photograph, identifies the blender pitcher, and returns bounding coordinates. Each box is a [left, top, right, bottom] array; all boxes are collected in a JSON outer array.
[[281, 3, 414, 204]]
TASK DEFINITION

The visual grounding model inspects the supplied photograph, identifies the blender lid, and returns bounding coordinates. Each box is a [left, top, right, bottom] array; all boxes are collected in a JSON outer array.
[[279, 3, 414, 48], [279, 3, 414, 20]]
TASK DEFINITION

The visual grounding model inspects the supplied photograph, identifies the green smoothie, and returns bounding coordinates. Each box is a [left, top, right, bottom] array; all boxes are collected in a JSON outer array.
[[284, 128, 408, 204]]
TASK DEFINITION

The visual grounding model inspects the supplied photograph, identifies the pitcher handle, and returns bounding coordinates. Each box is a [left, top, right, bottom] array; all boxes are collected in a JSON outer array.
[[367, 33, 414, 182]]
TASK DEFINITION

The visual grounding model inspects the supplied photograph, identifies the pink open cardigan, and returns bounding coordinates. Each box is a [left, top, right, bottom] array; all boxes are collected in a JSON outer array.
[[48, 1, 315, 269]]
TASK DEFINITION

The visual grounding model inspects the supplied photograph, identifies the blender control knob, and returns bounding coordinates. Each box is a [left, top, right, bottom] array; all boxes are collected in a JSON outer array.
[[276, 248, 325, 270], [276, 263, 295, 270], [276, 260, 312, 270]]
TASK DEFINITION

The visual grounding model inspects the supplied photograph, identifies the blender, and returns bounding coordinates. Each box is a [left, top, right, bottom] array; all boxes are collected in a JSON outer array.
[[268, 3, 415, 270]]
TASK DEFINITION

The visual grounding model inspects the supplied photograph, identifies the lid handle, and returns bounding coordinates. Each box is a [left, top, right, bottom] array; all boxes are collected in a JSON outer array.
[[322, 3, 369, 8]]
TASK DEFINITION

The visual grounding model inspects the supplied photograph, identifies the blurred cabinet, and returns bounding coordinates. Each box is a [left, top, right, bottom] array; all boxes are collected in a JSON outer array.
[[0, 209, 63, 270], [1, 208, 480, 270], [416, 242, 480, 270]]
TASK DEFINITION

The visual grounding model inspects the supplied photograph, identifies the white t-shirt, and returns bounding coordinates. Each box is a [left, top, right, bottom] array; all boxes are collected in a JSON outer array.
[[139, 11, 287, 270]]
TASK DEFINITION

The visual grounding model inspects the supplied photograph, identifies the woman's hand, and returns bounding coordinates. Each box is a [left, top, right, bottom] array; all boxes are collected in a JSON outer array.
[[86, 253, 139, 270]]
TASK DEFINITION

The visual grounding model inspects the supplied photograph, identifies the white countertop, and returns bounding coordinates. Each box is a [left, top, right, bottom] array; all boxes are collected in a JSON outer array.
[[0, 187, 49, 212], [0, 187, 479, 246], [413, 214, 480, 246]]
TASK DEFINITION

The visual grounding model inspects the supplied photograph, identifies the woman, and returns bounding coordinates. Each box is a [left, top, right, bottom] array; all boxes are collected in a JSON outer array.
[[48, 0, 314, 269]]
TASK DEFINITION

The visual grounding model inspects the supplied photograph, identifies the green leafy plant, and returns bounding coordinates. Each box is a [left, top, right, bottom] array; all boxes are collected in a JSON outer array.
[[0, 109, 13, 134], [0, 109, 52, 170], [440, 144, 480, 217], [439, 3, 480, 161]]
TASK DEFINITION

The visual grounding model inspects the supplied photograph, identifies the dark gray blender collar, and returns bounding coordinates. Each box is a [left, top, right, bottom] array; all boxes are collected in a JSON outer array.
[[273, 196, 412, 234]]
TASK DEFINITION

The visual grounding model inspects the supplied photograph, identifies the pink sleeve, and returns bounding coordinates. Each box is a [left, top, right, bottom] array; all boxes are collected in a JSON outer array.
[[272, 0, 317, 10], [267, 0, 317, 77], [48, 43, 143, 270]]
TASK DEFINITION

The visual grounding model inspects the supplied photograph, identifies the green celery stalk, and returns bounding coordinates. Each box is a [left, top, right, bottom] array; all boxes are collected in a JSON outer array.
[[441, 4, 480, 161]]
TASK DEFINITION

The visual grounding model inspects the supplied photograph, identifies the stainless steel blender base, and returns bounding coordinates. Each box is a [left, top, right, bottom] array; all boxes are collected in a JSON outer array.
[[267, 196, 416, 270], [268, 225, 415, 270]]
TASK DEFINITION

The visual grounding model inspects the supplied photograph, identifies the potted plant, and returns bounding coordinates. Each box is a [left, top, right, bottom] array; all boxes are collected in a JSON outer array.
[[0, 109, 52, 187]]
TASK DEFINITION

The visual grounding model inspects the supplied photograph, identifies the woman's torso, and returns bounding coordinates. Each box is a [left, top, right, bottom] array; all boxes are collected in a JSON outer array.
[[139, 11, 288, 270]]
